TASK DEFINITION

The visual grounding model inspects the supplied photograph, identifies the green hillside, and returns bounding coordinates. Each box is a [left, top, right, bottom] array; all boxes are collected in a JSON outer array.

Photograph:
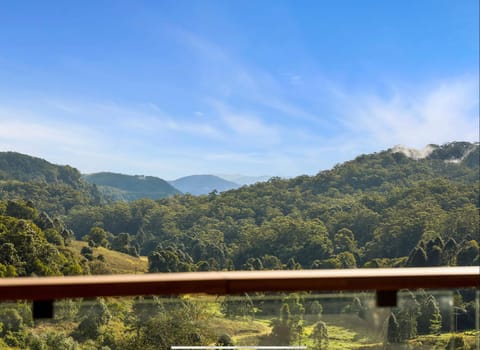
[[0, 152, 81, 185], [0, 152, 104, 215], [64, 141, 479, 271], [69, 240, 148, 274], [84, 172, 181, 201], [0, 142, 478, 349]]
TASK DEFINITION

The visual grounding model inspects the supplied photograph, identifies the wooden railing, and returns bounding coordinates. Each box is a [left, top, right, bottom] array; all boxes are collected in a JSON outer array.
[[0, 267, 478, 301]]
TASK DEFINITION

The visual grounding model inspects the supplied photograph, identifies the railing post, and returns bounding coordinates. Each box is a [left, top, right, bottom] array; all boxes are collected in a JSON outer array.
[[33, 299, 54, 319], [376, 290, 397, 307]]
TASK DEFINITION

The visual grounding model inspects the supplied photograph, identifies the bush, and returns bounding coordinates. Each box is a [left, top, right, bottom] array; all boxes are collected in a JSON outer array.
[[216, 333, 234, 346], [445, 335, 466, 349]]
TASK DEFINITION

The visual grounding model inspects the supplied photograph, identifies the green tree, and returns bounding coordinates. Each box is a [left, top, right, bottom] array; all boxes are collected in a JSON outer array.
[[426, 245, 442, 266], [126, 302, 214, 350], [221, 294, 254, 319], [269, 295, 304, 346], [311, 321, 328, 350], [396, 291, 420, 341], [74, 299, 111, 341], [44, 332, 79, 350], [216, 333, 234, 346], [0, 308, 24, 336], [5, 200, 37, 220], [333, 228, 356, 253], [407, 247, 428, 267], [129, 296, 164, 338], [148, 246, 193, 272], [110, 232, 132, 254], [270, 303, 292, 345], [387, 312, 400, 344], [86, 227, 109, 248], [417, 295, 441, 335], [305, 300, 323, 322], [337, 251, 357, 268], [457, 240, 479, 266]]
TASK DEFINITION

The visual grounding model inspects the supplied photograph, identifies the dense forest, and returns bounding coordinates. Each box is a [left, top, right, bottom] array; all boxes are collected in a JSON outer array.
[[0, 142, 478, 349], [0, 142, 479, 275]]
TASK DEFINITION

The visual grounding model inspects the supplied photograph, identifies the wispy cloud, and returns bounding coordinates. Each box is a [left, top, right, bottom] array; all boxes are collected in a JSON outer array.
[[96, 103, 225, 139], [170, 27, 479, 152], [0, 105, 101, 147], [1, 21, 477, 179], [0, 104, 114, 172], [210, 101, 281, 145], [168, 27, 333, 126], [337, 75, 479, 149]]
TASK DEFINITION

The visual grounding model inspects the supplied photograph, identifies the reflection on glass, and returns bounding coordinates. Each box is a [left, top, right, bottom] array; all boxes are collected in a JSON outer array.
[[0, 289, 478, 349]]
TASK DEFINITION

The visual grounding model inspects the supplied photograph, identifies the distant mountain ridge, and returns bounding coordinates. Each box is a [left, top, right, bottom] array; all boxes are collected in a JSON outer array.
[[0, 141, 477, 208], [83, 172, 181, 201], [169, 174, 241, 195], [215, 174, 271, 185]]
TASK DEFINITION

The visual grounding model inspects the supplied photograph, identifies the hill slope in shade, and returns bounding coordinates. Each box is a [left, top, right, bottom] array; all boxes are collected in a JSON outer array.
[[0, 151, 83, 186], [84, 172, 181, 201], [169, 174, 241, 195], [0, 152, 104, 214]]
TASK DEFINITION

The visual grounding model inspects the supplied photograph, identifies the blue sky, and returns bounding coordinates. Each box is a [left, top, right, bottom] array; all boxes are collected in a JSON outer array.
[[0, 0, 478, 179]]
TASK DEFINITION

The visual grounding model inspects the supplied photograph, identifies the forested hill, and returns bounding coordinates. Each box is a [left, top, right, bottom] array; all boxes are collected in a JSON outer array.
[[0, 151, 83, 185], [0, 147, 476, 350], [84, 172, 181, 201], [63, 141, 479, 272], [297, 141, 479, 196], [0, 152, 103, 214]]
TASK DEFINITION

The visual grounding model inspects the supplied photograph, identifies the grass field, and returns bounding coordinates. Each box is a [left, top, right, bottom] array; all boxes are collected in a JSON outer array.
[[69, 240, 148, 274]]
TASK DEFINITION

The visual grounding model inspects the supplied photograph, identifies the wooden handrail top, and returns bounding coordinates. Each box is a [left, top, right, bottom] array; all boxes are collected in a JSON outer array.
[[0, 267, 478, 301]]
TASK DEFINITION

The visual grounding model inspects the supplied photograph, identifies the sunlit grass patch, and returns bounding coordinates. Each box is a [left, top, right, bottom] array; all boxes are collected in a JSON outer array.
[[70, 240, 148, 274]]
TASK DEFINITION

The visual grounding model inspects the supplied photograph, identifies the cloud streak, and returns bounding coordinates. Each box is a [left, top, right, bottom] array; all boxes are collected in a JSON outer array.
[[1, 71, 477, 179], [337, 75, 479, 149], [0, 25, 477, 179]]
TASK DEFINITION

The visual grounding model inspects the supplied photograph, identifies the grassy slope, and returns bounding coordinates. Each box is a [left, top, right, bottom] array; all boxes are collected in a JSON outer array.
[[413, 331, 480, 349], [69, 240, 148, 274]]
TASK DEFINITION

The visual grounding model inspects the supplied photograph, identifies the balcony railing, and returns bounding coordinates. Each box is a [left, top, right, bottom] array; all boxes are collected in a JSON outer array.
[[0, 267, 478, 349], [0, 266, 478, 300]]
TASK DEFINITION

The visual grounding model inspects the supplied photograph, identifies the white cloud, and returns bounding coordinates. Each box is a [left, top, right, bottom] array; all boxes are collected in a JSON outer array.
[[173, 29, 478, 150], [338, 75, 479, 148], [0, 106, 101, 149], [0, 106, 114, 172], [210, 101, 281, 145], [36, 100, 227, 140], [120, 113, 224, 139]]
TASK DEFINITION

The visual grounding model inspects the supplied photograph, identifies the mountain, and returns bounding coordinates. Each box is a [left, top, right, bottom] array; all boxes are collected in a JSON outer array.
[[215, 174, 272, 185], [169, 175, 241, 195], [83, 172, 181, 201], [64, 141, 479, 272], [1, 144, 478, 350], [1, 142, 478, 274], [0, 151, 83, 186], [0, 152, 103, 214], [295, 141, 479, 196]]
